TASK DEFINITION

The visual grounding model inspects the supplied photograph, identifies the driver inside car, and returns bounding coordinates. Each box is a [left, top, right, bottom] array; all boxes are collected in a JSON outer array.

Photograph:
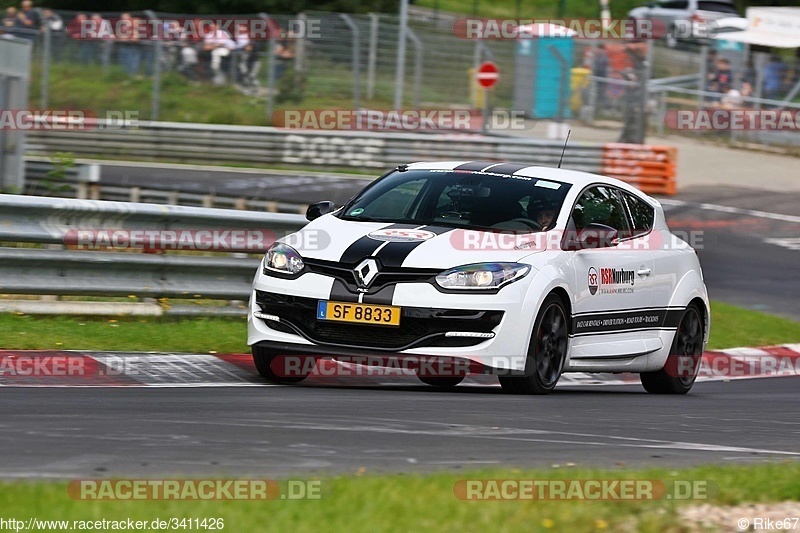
[[527, 199, 558, 231]]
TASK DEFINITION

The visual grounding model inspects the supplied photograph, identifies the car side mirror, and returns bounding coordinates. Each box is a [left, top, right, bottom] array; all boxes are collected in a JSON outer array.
[[563, 223, 619, 251], [306, 201, 335, 221]]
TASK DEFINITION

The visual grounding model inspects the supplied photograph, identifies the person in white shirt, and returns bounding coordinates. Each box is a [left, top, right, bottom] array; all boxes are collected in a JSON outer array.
[[202, 22, 235, 82]]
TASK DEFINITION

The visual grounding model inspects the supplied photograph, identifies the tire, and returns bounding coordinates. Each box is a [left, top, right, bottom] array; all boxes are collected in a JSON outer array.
[[640, 305, 704, 394], [251, 346, 312, 384], [416, 375, 464, 388], [499, 294, 568, 395]]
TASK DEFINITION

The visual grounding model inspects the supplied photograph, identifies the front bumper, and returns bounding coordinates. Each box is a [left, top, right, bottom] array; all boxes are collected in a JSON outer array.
[[247, 268, 537, 372]]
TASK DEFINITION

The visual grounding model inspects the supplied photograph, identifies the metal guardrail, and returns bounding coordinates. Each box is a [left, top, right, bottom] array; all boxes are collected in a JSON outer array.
[[25, 121, 678, 194], [23, 160, 312, 213], [0, 194, 307, 302], [25, 121, 601, 170], [0, 194, 306, 245]]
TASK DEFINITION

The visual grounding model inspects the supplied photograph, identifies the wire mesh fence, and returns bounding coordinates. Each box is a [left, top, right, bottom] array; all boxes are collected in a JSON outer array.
[[3, 9, 799, 147]]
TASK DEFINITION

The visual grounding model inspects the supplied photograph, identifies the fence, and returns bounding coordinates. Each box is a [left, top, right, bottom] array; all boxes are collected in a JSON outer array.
[[5, 8, 800, 148], [0, 194, 306, 307], [24, 121, 677, 195]]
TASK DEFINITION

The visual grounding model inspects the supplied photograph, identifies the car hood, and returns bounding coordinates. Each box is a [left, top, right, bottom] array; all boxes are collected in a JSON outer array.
[[288, 215, 549, 269]]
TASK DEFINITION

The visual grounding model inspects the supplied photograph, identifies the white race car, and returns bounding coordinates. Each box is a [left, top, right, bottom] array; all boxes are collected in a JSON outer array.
[[248, 162, 710, 394]]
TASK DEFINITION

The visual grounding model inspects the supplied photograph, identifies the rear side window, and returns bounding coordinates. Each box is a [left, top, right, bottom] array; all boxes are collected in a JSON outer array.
[[622, 192, 655, 236], [697, 2, 738, 14]]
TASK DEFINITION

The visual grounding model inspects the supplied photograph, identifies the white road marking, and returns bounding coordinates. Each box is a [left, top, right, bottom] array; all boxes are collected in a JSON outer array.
[[764, 237, 800, 251], [660, 199, 800, 224], [152, 417, 800, 458]]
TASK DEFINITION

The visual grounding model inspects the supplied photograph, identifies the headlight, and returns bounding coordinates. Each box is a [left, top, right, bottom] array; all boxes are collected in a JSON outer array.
[[435, 263, 530, 290], [263, 243, 304, 275]]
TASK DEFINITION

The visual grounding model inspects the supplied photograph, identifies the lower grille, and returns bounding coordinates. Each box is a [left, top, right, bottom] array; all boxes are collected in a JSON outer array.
[[255, 291, 503, 350]]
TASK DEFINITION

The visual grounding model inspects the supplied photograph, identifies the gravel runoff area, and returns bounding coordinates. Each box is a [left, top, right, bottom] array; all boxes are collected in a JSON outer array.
[[679, 501, 800, 532]]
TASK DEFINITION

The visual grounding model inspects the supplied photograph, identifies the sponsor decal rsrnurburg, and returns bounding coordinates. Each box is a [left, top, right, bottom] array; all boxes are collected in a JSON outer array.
[[589, 267, 635, 295]]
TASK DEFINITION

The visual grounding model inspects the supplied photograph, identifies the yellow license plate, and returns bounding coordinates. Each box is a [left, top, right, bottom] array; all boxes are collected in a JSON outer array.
[[316, 301, 401, 327]]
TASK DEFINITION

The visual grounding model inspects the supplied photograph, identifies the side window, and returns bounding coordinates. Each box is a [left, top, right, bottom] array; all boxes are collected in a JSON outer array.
[[622, 192, 655, 237], [571, 186, 630, 233], [662, 0, 689, 9]]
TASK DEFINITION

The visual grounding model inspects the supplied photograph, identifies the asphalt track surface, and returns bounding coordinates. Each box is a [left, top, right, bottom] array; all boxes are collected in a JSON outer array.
[[1, 376, 798, 479], [661, 186, 800, 320]]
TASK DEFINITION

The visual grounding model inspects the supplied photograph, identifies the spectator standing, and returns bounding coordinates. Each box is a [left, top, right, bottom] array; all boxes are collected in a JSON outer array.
[[90, 13, 114, 67], [20, 0, 39, 28], [708, 57, 733, 95], [40, 8, 65, 61], [591, 44, 609, 109], [202, 22, 236, 84], [274, 33, 295, 80], [763, 54, 787, 100], [2, 7, 19, 32], [67, 13, 92, 62], [116, 13, 141, 75]]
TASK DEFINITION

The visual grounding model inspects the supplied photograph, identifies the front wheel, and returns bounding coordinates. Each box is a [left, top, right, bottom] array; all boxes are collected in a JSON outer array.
[[640, 305, 704, 394], [252, 346, 313, 384], [499, 294, 568, 395]]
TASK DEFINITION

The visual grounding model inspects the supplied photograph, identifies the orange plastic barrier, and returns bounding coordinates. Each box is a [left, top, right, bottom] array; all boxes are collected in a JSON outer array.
[[601, 143, 677, 195]]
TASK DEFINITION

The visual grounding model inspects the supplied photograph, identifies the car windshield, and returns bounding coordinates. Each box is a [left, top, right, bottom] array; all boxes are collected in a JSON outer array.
[[339, 169, 572, 232]]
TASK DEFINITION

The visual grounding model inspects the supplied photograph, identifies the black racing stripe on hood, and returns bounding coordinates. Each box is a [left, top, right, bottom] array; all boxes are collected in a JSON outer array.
[[338, 223, 414, 264], [373, 226, 454, 268]]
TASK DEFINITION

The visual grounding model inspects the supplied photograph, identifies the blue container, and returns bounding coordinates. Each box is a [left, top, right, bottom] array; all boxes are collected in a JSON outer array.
[[513, 31, 574, 119]]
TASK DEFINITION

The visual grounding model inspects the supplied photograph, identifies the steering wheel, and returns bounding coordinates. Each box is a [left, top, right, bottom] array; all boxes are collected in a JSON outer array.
[[491, 218, 543, 231]]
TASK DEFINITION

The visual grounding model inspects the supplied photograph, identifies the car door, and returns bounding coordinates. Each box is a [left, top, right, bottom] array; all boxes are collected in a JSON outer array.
[[619, 189, 671, 351], [567, 186, 657, 359]]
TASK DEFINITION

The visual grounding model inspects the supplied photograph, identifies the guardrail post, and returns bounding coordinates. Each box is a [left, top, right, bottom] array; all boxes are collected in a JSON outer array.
[[406, 28, 423, 109], [146, 10, 162, 121], [697, 44, 708, 112], [41, 26, 51, 109], [295, 13, 307, 76], [340, 14, 361, 110], [394, 0, 409, 109], [367, 13, 378, 100], [753, 52, 767, 112], [260, 13, 277, 123]]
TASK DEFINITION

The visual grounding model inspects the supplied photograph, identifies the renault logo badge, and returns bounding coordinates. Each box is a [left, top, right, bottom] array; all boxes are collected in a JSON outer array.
[[354, 258, 379, 288]]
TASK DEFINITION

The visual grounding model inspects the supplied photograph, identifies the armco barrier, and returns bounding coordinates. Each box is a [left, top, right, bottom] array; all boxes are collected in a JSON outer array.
[[0, 195, 306, 301], [25, 122, 678, 195]]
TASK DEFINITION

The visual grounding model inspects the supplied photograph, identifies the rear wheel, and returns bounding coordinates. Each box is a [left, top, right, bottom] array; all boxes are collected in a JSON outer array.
[[640, 305, 704, 394], [499, 294, 568, 395], [252, 346, 312, 384]]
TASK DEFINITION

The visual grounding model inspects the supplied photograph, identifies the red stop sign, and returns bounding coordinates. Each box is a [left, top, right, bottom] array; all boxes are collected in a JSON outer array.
[[476, 61, 499, 89]]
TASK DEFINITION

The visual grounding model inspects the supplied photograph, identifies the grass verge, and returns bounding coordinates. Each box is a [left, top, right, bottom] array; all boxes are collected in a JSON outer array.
[[0, 300, 798, 353], [0, 463, 798, 532]]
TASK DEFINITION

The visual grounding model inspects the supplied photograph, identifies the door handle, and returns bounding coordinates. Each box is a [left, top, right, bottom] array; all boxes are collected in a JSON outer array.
[[637, 268, 652, 277]]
